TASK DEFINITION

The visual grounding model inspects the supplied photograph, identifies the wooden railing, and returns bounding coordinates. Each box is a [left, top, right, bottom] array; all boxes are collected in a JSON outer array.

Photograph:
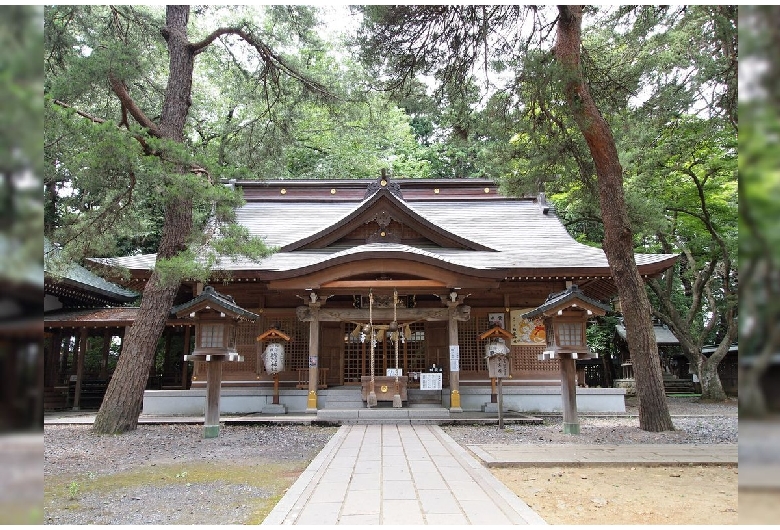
[[296, 368, 329, 389]]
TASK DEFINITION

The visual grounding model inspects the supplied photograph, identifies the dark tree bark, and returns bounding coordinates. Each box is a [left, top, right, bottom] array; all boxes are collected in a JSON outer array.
[[93, 6, 195, 434], [555, 5, 673, 432]]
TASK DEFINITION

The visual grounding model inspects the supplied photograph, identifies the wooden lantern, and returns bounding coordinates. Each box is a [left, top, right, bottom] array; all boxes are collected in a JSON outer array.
[[523, 286, 609, 434], [171, 286, 258, 438], [256, 327, 291, 409]]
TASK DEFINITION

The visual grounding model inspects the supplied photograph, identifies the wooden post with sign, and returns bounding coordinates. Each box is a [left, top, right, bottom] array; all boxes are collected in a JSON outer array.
[[481, 325, 513, 429]]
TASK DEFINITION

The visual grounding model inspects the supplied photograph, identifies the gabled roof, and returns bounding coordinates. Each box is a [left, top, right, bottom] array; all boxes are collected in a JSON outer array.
[[280, 187, 495, 252], [522, 285, 611, 318], [170, 285, 258, 321], [90, 178, 678, 295]]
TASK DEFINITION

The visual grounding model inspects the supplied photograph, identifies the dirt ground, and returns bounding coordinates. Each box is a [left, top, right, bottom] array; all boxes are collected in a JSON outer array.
[[738, 490, 780, 525], [492, 465, 739, 525]]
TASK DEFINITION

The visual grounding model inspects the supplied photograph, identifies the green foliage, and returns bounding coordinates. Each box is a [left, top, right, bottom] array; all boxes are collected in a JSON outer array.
[[44, 5, 430, 278], [587, 315, 620, 359], [0, 6, 44, 282], [67, 481, 80, 500]]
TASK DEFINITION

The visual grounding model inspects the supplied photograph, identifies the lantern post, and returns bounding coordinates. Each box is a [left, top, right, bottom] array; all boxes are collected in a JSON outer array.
[[256, 327, 291, 414], [171, 286, 258, 438], [523, 286, 609, 434]]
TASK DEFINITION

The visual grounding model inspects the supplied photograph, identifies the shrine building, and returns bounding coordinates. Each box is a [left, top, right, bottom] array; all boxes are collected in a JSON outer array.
[[45, 174, 678, 416]]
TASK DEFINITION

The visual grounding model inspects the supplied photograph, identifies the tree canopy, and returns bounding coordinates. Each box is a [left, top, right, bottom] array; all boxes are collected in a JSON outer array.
[[43, 5, 738, 430]]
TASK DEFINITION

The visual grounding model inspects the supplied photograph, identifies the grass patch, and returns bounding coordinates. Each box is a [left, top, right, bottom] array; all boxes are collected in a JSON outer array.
[[45, 459, 308, 524], [0, 504, 44, 525]]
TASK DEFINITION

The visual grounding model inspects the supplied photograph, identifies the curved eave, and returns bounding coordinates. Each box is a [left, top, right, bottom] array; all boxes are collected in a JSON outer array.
[[90, 250, 678, 285], [262, 248, 507, 282]]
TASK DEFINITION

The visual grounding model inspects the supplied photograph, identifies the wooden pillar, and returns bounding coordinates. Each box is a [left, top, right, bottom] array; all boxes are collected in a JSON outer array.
[[148, 334, 157, 387], [3, 339, 17, 426], [204, 359, 223, 438], [491, 377, 497, 403], [447, 306, 462, 412], [99, 329, 111, 379], [560, 354, 580, 434], [163, 328, 173, 377], [181, 325, 191, 389], [59, 332, 71, 384], [273, 373, 280, 405], [306, 305, 320, 412], [45, 331, 62, 388], [73, 329, 87, 411]]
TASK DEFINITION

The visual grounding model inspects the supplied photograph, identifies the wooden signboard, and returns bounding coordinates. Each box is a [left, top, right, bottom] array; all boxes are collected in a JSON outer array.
[[487, 355, 510, 379]]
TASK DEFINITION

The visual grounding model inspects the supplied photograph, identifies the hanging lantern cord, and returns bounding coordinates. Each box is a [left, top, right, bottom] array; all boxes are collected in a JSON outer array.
[[393, 289, 402, 408], [368, 289, 377, 407]]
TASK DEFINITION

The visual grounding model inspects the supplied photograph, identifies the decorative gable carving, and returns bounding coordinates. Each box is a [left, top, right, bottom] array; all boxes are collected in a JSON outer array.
[[280, 187, 495, 252]]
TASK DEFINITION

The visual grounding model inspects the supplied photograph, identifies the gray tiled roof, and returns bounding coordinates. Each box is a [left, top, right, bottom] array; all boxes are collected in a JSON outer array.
[[45, 238, 138, 302], [91, 186, 677, 277], [616, 324, 680, 344]]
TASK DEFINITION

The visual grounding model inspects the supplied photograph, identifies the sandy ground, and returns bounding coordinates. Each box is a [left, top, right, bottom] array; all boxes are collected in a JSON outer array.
[[492, 465, 738, 525]]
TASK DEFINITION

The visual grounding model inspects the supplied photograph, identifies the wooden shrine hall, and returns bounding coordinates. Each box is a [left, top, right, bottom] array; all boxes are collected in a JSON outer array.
[[55, 174, 678, 414]]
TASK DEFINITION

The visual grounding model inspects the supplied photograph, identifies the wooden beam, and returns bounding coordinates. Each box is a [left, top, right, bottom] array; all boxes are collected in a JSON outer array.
[[321, 279, 446, 289], [296, 305, 470, 323]]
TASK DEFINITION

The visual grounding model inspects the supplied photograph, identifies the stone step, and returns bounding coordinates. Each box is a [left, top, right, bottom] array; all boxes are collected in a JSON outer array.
[[316, 407, 450, 424]]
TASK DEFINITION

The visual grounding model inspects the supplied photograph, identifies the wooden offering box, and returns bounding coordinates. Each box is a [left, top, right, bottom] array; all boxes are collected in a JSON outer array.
[[361, 376, 407, 402]]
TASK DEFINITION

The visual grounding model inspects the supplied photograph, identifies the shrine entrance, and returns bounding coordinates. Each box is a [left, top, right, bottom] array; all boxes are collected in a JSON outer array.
[[340, 321, 428, 385]]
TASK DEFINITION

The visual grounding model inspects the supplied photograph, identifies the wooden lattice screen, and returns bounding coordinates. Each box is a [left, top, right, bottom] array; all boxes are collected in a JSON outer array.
[[223, 317, 261, 372], [259, 316, 310, 372], [457, 315, 490, 372], [510, 344, 558, 372]]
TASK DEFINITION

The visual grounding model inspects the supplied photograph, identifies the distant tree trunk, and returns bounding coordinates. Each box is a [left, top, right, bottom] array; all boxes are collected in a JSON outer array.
[[93, 6, 195, 434], [555, 5, 673, 431], [699, 357, 725, 401]]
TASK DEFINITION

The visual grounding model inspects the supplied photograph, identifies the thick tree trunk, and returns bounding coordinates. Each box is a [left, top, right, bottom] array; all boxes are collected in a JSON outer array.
[[555, 6, 673, 431], [93, 6, 196, 434], [699, 356, 726, 401]]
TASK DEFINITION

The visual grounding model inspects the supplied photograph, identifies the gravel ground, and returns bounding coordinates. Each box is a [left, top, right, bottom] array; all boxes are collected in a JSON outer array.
[[44, 424, 338, 525], [44, 396, 737, 525], [443, 396, 739, 446]]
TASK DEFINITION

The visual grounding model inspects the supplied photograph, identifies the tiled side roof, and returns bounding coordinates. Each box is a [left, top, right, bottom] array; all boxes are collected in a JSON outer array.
[[44, 238, 138, 303], [616, 324, 680, 344]]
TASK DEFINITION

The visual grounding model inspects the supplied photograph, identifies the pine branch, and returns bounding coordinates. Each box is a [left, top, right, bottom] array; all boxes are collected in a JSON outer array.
[[188, 26, 338, 100], [51, 98, 209, 178], [107, 73, 162, 137]]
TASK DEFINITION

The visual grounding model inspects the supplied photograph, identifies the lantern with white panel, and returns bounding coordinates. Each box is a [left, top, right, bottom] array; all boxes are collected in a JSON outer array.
[[523, 285, 610, 434], [171, 286, 258, 438], [256, 327, 291, 414]]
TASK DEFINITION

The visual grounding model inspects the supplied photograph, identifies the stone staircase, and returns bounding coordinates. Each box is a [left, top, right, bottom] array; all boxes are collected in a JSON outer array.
[[318, 387, 364, 409], [315, 386, 450, 424], [407, 388, 444, 408], [663, 374, 696, 394]]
